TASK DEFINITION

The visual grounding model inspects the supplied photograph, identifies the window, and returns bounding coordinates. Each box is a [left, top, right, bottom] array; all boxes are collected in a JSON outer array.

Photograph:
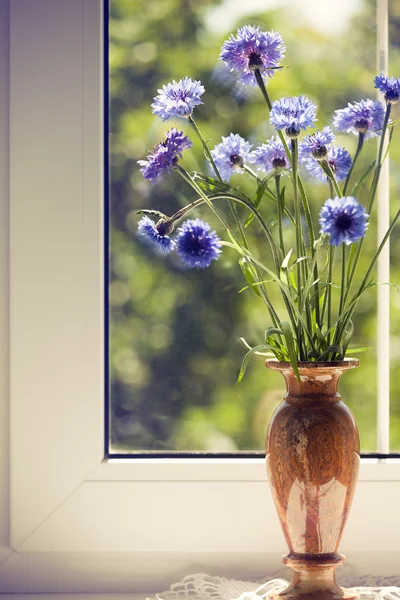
[[109, 0, 400, 455], [1, 0, 400, 594]]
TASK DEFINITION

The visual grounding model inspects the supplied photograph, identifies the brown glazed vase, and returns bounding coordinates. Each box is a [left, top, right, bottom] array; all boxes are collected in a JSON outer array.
[[265, 359, 360, 600]]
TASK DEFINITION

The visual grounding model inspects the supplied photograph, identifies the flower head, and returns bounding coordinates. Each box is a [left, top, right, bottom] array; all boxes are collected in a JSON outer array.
[[138, 216, 176, 254], [176, 219, 222, 268], [151, 77, 205, 121], [270, 95, 317, 137], [299, 127, 334, 160], [138, 129, 192, 183], [220, 26, 285, 86], [303, 146, 352, 182], [210, 133, 252, 182], [374, 73, 400, 104], [250, 137, 290, 174], [319, 196, 368, 246], [333, 99, 384, 138]]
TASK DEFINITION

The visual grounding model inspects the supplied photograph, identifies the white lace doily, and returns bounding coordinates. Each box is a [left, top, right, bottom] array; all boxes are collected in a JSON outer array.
[[154, 572, 400, 600]]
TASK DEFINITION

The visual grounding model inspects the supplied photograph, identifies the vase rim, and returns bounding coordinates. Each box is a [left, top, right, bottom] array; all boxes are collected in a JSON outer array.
[[266, 358, 359, 371]]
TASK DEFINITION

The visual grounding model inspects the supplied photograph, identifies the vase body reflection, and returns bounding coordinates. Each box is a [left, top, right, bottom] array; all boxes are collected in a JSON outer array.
[[266, 359, 360, 600]]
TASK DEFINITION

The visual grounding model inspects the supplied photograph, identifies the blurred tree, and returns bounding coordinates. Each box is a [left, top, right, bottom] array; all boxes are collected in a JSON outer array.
[[109, 0, 400, 452]]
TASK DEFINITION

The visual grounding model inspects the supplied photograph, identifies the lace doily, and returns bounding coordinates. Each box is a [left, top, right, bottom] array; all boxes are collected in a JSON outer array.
[[154, 572, 400, 600]]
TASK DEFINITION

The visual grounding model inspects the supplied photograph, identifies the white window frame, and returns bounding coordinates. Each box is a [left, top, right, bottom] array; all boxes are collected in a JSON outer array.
[[1, 0, 400, 594]]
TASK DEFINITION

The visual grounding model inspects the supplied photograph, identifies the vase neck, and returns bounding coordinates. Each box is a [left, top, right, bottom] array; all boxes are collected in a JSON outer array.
[[266, 360, 359, 402]]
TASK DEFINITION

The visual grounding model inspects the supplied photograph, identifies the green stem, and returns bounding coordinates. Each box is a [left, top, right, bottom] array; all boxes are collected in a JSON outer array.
[[368, 103, 392, 214], [343, 133, 364, 195], [253, 69, 291, 163], [172, 179, 299, 341], [321, 160, 342, 196], [275, 174, 285, 256], [187, 115, 249, 249], [341, 103, 392, 312], [330, 206, 400, 339], [187, 115, 222, 182], [297, 175, 320, 327], [339, 243, 346, 315], [291, 139, 302, 288], [243, 164, 262, 184], [290, 138, 307, 360], [326, 246, 335, 344]]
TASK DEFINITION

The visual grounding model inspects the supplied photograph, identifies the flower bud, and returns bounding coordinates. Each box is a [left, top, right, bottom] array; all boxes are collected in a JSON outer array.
[[156, 218, 175, 236], [229, 153, 245, 168], [354, 117, 369, 133], [312, 145, 328, 161], [385, 90, 399, 105], [248, 52, 264, 72], [272, 157, 287, 170], [285, 124, 300, 139]]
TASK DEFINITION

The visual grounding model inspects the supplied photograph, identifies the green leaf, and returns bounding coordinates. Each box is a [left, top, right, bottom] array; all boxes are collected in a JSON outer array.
[[238, 257, 262, 297], [238, 279, 274, 294], [136, 209, 168, 219], [281, 248, 293, 270], [317, 345, 344, 361], [240, 337, 275, 356], [265, 327, 287, 361], [245, 173, 276, 227], [351, 160, 375, 197], [191, 172, 251, 203], [346, 346, 372, 354], [279, 321, 300, 380], [341, 319, 354, 354], [382, 125, 394, 165], [237, 343, 278, 384]]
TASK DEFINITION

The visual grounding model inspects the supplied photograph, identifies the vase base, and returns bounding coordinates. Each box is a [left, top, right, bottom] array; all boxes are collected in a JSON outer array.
[[268, 585, 359, 600], [267, 554, 360, 600]]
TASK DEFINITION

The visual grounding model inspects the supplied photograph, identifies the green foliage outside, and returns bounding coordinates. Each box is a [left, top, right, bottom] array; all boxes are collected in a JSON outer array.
[[109, 0, 400, 452]]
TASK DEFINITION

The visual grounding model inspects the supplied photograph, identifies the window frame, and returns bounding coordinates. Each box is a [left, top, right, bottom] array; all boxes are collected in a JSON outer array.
[[1, 0, 400, 593]]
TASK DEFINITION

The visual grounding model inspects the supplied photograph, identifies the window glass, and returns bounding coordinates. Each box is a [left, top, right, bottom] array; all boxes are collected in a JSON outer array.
[[109, 0, 400, 453]]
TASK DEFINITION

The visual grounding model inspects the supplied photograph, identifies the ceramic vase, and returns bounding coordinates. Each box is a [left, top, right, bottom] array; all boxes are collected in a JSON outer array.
[[266, 359, 360, 600]]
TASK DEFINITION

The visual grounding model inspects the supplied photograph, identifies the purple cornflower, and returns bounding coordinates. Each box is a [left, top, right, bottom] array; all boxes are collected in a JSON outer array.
[[176, 219, 222, 268], [210, 133, 252, 182], [319, 196, 368, 246], [220, 26, 285, 86], [250, 137, 290, 174], [303, 147, 352, 182], [151, 77, 205, 121], [299, 127, 334, 160], [138, 129, 192, 183], [333, 99, 385, 138], [374, 73, 400, 104], [270, 95, 317, 138], [138, 216, 176, 254]]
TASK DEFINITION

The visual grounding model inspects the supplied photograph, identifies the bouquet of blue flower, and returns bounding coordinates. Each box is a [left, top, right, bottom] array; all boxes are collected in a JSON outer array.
[[136, 25, 400, 379]]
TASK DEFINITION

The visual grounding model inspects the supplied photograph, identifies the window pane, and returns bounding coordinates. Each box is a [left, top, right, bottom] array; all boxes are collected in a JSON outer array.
[[109, 0, 397, 453]]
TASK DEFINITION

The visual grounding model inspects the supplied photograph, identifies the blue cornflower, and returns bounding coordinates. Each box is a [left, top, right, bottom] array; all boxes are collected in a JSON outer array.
[[299, 127, 334, 160], [220, 26, 285, 86], [374, 73, 400, 104], [270, 95, 317, 138], [210, 133, 252, 182], [138, 129, 192, 183], [250, 137, 290, 174], [319, 196, 369, 246], [303, 147, 352, 182], [151, 77, 205, 121], [138, 216, 176, 254], [176, 219, 222, 268], [333, 99, 384, 138]]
